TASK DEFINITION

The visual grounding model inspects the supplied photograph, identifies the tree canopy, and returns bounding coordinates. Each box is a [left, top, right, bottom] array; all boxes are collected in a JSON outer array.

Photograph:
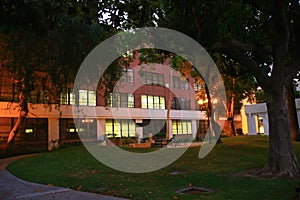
[[100, 0, 300, 177]]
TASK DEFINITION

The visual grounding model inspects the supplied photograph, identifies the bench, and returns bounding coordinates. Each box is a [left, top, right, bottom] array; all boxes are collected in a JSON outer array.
[[151, 139, 172, 148]]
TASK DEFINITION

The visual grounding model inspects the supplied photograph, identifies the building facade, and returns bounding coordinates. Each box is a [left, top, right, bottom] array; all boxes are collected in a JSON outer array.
[[0, 59, 211, 151]]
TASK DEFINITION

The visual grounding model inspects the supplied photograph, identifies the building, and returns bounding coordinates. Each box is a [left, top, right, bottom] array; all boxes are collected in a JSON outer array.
[[241, 85, 300, 136], [0, 58, 212, 152], [242, 99, 300, 135]]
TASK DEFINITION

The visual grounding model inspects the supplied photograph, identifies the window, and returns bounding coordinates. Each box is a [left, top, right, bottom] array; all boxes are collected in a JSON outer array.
[[61, 89, 95, 106], [28, 90, 49, 104], [171, 76, 189, 90], [79, 90, 96, 106], [60, 89, 76, 105], [79, 90, 88, 105], [172, 98, 190, 110], [25, 128, 34, 134], [142, 119, 166, 138], [198, 120, 209, 134], [141, 71, 164, 86], [109, 93, 134, 108], [120, 68, 134, 83], [105, 119, 136, 138], [172, 120, 192, 135], [193, 82, 205, 92], [141, 95, 165, 109], [0, 76, 18, 102]]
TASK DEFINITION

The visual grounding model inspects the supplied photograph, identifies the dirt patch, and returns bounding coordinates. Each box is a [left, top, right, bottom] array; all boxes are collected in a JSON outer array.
[[176, 186, 212, 194]]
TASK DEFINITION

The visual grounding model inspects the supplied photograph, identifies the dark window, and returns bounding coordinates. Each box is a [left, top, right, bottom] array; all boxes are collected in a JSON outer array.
[[172, 98, 190, 110], [120, 68, 134, 83], [141, 71, 164, 86]]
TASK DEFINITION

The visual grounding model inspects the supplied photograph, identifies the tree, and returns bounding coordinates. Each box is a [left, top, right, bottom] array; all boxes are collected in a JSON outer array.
[[0, 0, 107, 152], [103, 0, 300, 177], [214, 53, 258, 136]]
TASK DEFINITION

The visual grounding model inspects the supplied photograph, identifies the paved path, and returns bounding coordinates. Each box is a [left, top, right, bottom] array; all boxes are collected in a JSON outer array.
[[0, 154, 128, 200]]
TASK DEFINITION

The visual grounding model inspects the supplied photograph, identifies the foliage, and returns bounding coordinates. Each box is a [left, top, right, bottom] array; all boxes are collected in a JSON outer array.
[[105, 0, 300, 176], [0, 0, 108, 104]]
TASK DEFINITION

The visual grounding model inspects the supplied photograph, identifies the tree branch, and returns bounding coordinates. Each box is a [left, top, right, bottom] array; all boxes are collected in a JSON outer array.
[[214, 41, 269, 88], [272, 1, 289, 65]]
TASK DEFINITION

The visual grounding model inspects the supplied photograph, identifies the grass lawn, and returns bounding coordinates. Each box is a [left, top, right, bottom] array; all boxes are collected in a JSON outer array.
[[7, 136, 300, 200]]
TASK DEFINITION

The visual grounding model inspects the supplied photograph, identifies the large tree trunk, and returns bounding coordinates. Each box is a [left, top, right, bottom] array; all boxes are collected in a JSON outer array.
[[287, 83, 300, 141], [262, 86, 300, 178], [222, 78, 236, 136], [222, 117, 235, 136]]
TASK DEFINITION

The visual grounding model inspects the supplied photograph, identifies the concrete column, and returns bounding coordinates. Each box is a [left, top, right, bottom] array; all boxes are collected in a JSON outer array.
[[192, 120, 197, 139], [263, 115, 269, 135], [136, 126, 143, 143], [247, 114, 257, 135], [48, 118, 59, 150], [97, 119, 106, 140], [168, 120, 173, 139]]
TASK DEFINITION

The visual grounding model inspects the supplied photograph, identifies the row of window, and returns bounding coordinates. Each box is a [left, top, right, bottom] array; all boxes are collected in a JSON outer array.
[[105, 119, 194, 138], [60, 90, 192, 110], [60, 89, 96, 106], [119, 69, 193, 90]]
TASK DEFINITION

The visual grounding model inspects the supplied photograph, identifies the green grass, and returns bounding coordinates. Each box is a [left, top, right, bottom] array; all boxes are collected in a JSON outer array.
[[7, 136, 300, 199]]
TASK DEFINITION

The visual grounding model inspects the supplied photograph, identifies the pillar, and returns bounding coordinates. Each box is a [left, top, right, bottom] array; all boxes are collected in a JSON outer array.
[[247, 114, 257, 135], [48, 118, 59, 150], [192, 120, 197, 139], [263, 115, 269, 135], [97, 119, 106, 141]]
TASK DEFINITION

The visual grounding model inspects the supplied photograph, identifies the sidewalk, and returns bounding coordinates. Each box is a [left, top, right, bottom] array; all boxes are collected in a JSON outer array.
[[0, 154, 128, 200]]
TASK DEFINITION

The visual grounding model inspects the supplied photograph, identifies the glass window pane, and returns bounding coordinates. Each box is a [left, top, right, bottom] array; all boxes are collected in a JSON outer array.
[[88, 90, 96, 106], [153, 73, 158, 85], [153, 96, 160, 109], [160, 97, 165, 109], [105, 119, 113, 138], [187, 121, 192, 134], [172, 120, 178, 135], [127, 69, 134, 83], [121, 120, 129, 137], [148, 95, 154, 109], [128, 94, 134, 108], [182, 121, 188, 134], [114, 120, 121, 137], [129, 120, 136, 137], [120, 93, 127, 107], [158, 74, 164, 86], [79, 90, 88, 105], [141, 95, 148, 108]]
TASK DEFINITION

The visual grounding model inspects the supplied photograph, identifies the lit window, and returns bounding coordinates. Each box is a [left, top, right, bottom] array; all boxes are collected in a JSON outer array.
[[79, 90, 88, 105], [105, 119, 136, 138], [25, 128, 34, 134], [128, 94, 134, 108], [148, 95, 154, 109], [172, 120, 192, 134], [78, 90, 96, 106], [60, 89, 75, 105], [160, 97, 165, 109], [141, 95, 165, 109], [141, 95, 148, 109], [88, 91, 96, 106]]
